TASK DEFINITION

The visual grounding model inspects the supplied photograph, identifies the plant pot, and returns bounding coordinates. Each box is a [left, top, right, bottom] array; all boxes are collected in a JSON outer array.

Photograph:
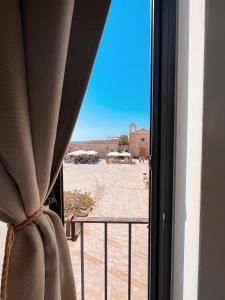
[[72, 211, 90, 241]]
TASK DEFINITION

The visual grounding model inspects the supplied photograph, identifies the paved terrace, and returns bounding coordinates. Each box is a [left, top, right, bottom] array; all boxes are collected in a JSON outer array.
[[64, 159, 149, 300]]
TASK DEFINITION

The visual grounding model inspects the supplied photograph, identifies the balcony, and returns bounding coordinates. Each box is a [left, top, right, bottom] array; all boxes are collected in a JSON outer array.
[[66, 216, 149, 299]]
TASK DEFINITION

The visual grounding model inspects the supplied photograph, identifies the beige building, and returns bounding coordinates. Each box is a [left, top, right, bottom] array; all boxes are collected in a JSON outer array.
[[68, 139, 124, 158], [128, 123, 150, 157], [68, 123, 149, 158]]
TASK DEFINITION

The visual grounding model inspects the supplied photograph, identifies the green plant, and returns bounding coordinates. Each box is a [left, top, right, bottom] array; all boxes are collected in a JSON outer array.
[[119, 134, 129, 145], [64, 190, 95, 217]]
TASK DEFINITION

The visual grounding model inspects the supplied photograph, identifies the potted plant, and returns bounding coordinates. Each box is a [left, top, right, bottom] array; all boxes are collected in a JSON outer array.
[[64, 190, 95, 240]]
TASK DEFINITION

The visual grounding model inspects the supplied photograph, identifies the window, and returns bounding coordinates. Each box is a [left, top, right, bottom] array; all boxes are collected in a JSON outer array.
[[49, 0, 177, 299]]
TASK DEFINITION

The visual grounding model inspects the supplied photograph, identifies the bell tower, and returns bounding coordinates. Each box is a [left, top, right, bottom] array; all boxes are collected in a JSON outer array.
[[129, 122, 137, 133]]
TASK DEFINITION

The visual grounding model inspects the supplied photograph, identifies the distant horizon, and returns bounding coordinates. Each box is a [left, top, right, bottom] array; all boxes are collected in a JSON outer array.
[[71, 0, 150, 141], [71, 123, 150, 143]]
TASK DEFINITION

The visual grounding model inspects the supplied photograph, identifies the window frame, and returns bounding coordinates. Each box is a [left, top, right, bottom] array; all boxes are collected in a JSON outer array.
[[149, 0, 177, 299], [49, 0, 177, 298], [48, 168, 64, 224]]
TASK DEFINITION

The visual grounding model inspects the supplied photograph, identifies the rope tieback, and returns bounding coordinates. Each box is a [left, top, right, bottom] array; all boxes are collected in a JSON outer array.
[[1, 206, 43, 300]]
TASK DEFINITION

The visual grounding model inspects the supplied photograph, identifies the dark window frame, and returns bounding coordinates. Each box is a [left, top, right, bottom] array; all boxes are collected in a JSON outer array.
[[49, 0, 177, 298], [150, 0, 177, 299], [48, 168, 64, 224]]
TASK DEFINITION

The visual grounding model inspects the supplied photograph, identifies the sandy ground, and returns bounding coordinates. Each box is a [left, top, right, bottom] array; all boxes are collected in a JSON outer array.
[[64, 159, 149, 300]]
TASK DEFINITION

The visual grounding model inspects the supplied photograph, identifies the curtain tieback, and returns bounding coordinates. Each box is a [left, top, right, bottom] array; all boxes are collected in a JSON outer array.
[[1, 206, 43, 300]]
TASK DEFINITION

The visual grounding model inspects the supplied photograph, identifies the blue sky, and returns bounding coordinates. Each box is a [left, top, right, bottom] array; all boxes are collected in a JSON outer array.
[[71, 0, 150, 141]]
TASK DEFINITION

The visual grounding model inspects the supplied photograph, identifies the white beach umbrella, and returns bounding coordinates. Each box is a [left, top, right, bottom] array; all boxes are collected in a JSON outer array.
[[86, 150, 98, 156], [107, 151, 120, 157], [119, 152, 131, 157], [67, 151, 77, 156], [67, 150, 87, 156]]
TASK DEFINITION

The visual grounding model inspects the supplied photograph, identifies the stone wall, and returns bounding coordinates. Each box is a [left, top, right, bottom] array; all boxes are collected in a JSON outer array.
[[68, 139, 125, 158]]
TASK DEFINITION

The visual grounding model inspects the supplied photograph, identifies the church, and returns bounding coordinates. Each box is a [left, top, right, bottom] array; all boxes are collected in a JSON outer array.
[[129, 123, 150, 158], [68, 123, 150, 158]]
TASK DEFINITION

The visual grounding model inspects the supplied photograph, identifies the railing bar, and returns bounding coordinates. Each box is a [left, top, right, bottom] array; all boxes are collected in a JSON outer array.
[[70, 217, 149, 224], [104, 223, 108, 300], [73, 221, 149, 224], [81, 223, 85, 300], [128, 223, 132, 300]]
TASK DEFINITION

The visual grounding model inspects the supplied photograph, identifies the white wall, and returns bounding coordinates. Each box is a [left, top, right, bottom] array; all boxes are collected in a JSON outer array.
[[172, 0, 205, 299]]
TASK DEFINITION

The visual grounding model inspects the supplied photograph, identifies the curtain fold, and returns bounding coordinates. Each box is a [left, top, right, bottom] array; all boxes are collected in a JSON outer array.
[[0, 0, 111, 299]]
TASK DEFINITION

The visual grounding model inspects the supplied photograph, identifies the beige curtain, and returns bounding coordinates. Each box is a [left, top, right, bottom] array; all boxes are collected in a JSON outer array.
[[0, 1, 111, 299]]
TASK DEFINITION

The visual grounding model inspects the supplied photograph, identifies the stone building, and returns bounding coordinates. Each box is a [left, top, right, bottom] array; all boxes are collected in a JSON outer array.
[[128, 123, 150, 157], [68, 138, 127, 158], [67, 123, 148, 158]]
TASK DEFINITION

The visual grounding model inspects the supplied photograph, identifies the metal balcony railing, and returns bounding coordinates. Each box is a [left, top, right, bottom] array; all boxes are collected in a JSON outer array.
[[65, 217, 149, 300]]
